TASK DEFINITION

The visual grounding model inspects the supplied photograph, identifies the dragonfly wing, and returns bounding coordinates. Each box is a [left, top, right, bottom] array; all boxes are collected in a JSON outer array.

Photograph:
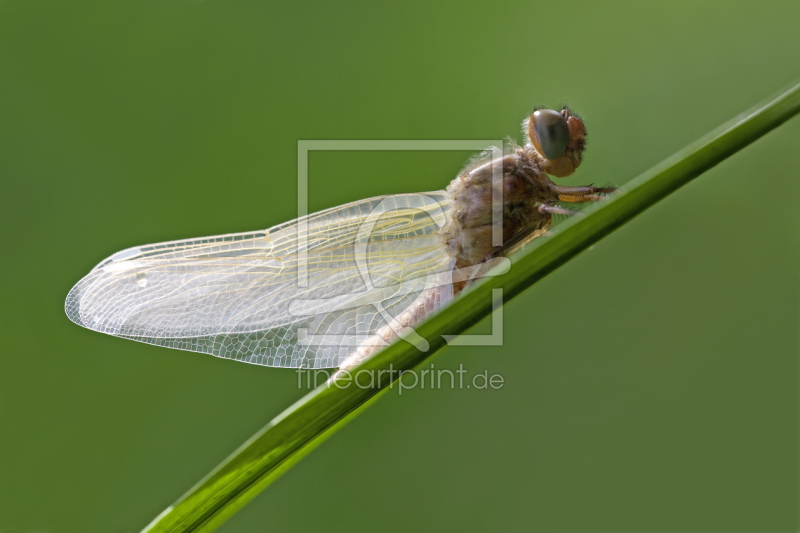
[[66, 192, 455, 368]]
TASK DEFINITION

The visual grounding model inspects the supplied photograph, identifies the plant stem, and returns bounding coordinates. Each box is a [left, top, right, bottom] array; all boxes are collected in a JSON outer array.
[[142, 80, 800, 533]]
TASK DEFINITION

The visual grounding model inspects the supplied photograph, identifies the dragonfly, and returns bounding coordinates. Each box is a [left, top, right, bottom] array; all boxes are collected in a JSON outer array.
[[65, 107, 613, 372]]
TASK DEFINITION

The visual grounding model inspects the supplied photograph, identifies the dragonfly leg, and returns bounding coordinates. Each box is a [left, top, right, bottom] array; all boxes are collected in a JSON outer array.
[[552, 184, 615, 203], [559, 193, 602, 202], [538, 204, 581, 216]]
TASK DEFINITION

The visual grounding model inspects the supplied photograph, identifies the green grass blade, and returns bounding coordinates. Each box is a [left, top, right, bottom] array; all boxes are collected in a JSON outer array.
[[142, 81, 800, 533]]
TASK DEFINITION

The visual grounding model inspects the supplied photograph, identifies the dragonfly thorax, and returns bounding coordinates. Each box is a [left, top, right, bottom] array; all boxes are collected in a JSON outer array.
[[441, 143, 559, 269]]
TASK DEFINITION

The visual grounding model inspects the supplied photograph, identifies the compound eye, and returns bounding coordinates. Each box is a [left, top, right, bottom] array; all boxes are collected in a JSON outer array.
[[530, 109, 570, 160]]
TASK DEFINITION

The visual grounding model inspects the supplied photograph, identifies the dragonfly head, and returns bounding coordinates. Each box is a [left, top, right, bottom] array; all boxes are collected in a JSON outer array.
[[526, 106, 586, 178]]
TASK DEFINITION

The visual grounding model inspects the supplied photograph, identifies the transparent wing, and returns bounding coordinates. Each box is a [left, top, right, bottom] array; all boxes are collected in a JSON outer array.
[[65, 192, 455, 368]]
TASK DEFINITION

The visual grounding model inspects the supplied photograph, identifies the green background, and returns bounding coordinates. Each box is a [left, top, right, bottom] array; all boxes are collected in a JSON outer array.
[[1, 1, 798, 531]]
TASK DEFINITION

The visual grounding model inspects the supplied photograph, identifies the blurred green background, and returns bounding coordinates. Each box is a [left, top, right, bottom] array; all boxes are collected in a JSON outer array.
[[1, 1, 798, 532]]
